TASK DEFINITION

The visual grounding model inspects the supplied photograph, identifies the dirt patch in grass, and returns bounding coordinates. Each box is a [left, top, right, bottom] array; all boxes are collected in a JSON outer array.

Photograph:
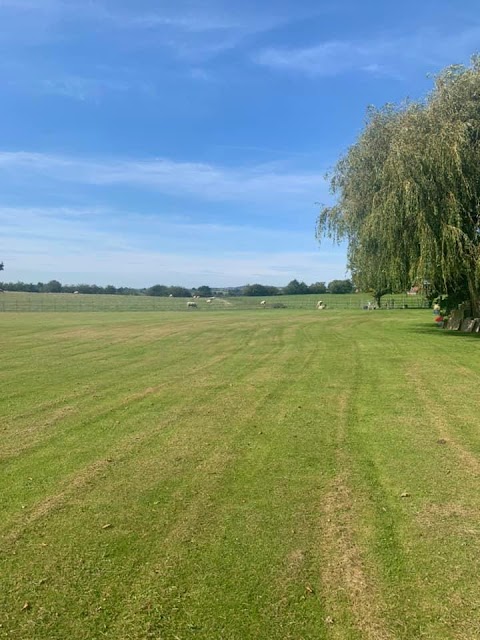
[[56, 323, 186, 343], [416, 502, 480, 538], [315, 388, 394, 639], [3, 458, 113, 546], [287, 548, 306, 568], [320, 473, 394, 640], [0, 405, 80, 461]]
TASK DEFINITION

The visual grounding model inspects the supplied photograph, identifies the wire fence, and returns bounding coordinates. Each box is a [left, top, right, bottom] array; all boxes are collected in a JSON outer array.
[[0, 292, 431, 313]]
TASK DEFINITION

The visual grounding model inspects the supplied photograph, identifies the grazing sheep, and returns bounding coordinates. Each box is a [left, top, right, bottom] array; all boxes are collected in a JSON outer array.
[[206, 298, 213, 303], [187, 301, 197, 308], [260, 300, 266, 306], [316, 300, 326, 310]]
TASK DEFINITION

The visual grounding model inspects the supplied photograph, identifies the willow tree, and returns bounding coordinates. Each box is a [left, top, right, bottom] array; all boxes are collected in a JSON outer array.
[[317, 57, 480, 314]]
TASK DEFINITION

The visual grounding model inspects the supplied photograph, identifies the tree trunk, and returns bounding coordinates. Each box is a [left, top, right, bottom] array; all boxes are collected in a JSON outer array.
[[467, 274, 480, 317]]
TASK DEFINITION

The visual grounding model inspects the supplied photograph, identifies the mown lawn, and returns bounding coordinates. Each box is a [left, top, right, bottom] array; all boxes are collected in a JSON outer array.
[[1, 310, 479, 639]]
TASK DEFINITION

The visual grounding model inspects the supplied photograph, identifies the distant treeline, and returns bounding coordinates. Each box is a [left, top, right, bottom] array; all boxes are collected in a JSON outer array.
[[0, 278, 354, 296], [241, 279, 353, 296]]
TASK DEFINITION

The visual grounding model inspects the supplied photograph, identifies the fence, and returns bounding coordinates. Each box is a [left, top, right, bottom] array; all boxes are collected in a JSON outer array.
[[0, 292, 430, 313]]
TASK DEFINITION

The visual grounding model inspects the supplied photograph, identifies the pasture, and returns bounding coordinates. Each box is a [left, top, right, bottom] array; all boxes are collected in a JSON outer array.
[[0, 291, 428, 312], [1, 310, 479, 639]]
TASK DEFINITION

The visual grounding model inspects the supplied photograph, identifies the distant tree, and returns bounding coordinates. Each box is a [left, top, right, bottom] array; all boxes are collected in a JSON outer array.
[[0, 262, 4, 271], [283, 279, 309, 295], [169, 286, 192, 298], [116, 287, 142, 296], [88, 284, 103, 294], [308, 281, 327, 294], [104, 285, 117, 295], [327, 279, 354, 294], [196, 285, 212, 297], [265, 285, 280, 296], [243, 283, 279, 296], [6, 281, 37, 292], [43, 279, 62, 293], [226, 287, 244, 296], [75, 284, 94, 294], [78, 284, 109, 294], [61, 284, 74, 293], [148, 284, 169, 297]]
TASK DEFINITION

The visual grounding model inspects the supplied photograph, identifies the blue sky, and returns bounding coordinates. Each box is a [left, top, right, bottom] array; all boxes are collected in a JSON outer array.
[[1, 0, 480, 288]]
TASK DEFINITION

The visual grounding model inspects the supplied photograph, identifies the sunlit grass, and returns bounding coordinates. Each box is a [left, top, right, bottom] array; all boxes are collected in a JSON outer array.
[[0, 291, 428, 312], [1, 310, 479, 639]]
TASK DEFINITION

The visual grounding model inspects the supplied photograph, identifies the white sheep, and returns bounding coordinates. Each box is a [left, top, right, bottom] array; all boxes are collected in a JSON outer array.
[[260, 300, 266, 306], [187, 301, 197, 308]]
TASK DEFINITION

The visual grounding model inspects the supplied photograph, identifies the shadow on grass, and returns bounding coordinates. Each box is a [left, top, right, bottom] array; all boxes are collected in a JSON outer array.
[[406, 324, 480, 340]]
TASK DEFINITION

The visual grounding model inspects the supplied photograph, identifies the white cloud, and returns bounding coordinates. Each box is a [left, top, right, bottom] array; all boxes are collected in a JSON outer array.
[[41, 75, 123, 101], [255, 26, 480, 77], [0, 1, 267, 53], [0, 205, 132, 250], [0, 205, 345, 287], [4, 246, 344, 288], [0, 204, 307, 244], [129, 11, 244, 33], [0, 150, 328, 205], [39, 74, 154, 101], [0, 0, 59, 9], [0, 1, 325, 63]]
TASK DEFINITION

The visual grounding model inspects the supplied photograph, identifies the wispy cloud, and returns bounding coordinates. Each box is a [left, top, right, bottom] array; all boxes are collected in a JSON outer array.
[[4, 245, 342, 288], [40, 74, 154, 101], [255, 26, 480, 77], [0, 150, 328, 205], [0, 204, 308, 248], [0, 0, 59, 9], [0, 53, 157, 102], [0, 1, 286, 59], [128, 11, 244, 33], [0, 204, 343, 286], [0, 205, 131, 250], [110, 7, 293, 62]]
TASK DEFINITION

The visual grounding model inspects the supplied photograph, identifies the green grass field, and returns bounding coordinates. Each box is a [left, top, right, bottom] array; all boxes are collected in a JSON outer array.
[[1, 310, 479, 639], [0, 291, 428, 312]]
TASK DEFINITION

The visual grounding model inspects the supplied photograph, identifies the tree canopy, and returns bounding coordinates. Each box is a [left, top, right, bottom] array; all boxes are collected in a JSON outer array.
[[242, 283, 280, 297], [317, 56, 480, 313], [327, 279, 354, 294], [283, 279, 309, 295], [195, 285, 212, 297], [43, 279, 62, 293]]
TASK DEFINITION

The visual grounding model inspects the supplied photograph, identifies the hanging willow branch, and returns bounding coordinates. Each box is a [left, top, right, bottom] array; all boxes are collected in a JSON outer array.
[[317, 57, 480, 313]]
